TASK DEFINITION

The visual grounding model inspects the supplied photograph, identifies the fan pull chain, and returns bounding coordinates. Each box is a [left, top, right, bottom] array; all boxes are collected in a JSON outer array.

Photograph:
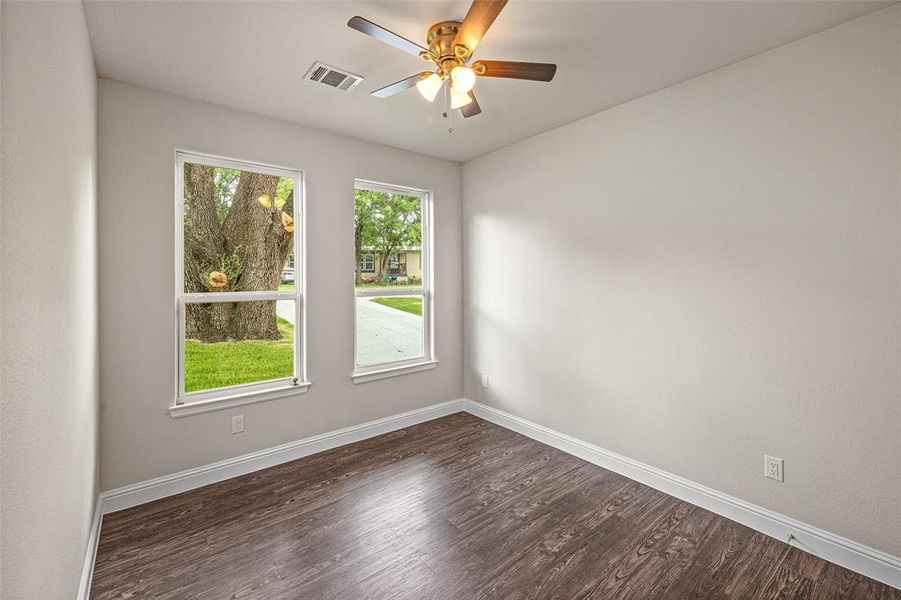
[[442, 79, 454, 134]]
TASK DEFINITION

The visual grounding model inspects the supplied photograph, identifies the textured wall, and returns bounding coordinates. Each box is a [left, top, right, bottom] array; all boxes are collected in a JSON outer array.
[[463, 7, 900, 556], [97, 80, 462, 490], [1, 2, 99, 598]]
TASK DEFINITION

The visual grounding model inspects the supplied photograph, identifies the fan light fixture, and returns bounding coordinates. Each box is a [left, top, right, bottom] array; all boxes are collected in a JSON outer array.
[[416, 73, 443, 102], [450, 88, 473, 109], [450, 65, 476, 93], [348, 1, 558, 121]]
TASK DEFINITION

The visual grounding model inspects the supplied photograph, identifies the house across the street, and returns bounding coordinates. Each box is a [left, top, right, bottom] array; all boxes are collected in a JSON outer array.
[[282, 250, 423, 285], [359, 249, 422, 284]]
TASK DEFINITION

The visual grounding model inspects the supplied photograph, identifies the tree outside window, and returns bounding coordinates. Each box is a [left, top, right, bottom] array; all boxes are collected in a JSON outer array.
[[178, 154, 303, 399], [353, 188, 421, 287]]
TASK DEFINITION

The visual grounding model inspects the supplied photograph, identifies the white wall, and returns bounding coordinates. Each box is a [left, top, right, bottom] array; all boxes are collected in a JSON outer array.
[[0, 2, 99, 598], [98, 80, 462, 490], [463, 6, 900, 557]]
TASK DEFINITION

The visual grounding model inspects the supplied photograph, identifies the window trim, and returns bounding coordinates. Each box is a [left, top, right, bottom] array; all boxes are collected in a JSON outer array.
[[172, 150, 308, 416], [353, 179, 435, 382], [361, 253, 375, 273]]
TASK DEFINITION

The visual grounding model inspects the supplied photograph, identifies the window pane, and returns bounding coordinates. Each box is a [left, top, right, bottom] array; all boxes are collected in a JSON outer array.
[[184, 300, 295, 393], [183, 162, 297, 293], [280, 252, 296, 291], [354, 188, 422, 289], [356, 295, 424, 367]]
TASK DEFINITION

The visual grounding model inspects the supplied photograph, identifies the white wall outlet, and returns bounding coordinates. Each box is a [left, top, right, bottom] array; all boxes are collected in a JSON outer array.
[[480, 374, 490, 389], [231, 414, 245, 434], [764, 455, 783, 482]]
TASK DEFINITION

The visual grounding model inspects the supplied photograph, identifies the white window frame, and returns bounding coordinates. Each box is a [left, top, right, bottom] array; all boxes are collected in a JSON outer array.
[[171, 150, 309, 417], [352, 180, 436, 384], [361, 253, 375, 272]]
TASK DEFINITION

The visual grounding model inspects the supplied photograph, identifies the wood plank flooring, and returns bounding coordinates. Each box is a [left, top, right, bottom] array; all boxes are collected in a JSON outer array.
[[91, 413, 899, 599]]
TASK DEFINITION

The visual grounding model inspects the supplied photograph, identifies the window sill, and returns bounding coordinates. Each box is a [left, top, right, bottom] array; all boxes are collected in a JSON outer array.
[[169, 382, 311, 418], [352, 359, 438, 384]]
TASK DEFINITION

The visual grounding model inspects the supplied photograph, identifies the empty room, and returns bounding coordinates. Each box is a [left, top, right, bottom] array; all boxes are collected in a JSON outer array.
[[1, 0, 899, 598]]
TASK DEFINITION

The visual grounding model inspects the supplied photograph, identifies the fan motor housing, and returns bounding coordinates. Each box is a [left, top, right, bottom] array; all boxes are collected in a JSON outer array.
[[426, 20, 464, 71]]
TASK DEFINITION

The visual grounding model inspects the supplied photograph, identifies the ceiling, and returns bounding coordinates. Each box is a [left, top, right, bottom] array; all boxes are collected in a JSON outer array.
[[83, 1, 892, 162]]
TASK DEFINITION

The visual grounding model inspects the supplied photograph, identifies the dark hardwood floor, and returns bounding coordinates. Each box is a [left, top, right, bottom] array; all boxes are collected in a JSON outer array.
[[91, 413, 899, 599]]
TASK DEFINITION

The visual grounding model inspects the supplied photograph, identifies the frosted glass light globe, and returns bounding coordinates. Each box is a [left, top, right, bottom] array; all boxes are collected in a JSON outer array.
[[450, 88, 473, 109], [416, 73, 443, 102], [450, 66, 476, 94]]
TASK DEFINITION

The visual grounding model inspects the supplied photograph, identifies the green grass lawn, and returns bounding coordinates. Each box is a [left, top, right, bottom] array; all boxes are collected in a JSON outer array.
[[371, 296, 423, 316], [184, 318, 294, 392]]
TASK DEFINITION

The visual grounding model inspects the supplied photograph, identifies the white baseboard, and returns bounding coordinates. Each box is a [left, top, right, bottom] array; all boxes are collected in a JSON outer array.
[[76, 496, 103, 600], [463, 399, 900, 590], [92, 395, 898, 591], [100, 399, 465, 514]]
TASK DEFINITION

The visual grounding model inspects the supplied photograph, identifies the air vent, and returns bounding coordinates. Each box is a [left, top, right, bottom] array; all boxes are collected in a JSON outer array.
[[304, 61, 363, 93]]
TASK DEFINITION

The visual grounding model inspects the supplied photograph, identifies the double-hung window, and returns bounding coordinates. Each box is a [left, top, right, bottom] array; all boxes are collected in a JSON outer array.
[[173, 151, 307, 416], [353, 180, 435, 383]]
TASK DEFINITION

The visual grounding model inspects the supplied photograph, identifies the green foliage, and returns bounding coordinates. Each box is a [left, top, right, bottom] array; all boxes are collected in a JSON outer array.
[[276, 177, 294, 208], [371, 296, 423, 316], [202, 245, 244, 291], [212, 167, 293, 219], [354, 188, 421, 255], [213, 168, 240, 223], [184, 318, 294, 392]]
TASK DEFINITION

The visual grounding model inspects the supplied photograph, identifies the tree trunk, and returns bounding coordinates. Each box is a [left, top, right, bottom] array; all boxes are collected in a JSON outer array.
[[183, 163, 293, 342], [354, 220, 364, 286], [377, 245, 398, 285]]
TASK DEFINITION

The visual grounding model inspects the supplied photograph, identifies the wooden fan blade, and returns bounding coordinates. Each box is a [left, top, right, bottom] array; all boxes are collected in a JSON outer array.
[[371, 72, 432, 98], [453, 0, 508, 58], [473, 60, 556, 82], [348, 16, 428, 58], [460, 92, 482, 118]]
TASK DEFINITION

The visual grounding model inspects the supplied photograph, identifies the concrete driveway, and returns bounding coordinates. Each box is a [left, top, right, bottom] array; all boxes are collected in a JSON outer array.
[[276, 297, 423, 366]]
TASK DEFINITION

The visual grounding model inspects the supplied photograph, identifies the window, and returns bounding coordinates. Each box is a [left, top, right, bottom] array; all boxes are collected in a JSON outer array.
[[173, 151, 307, 415], [353, 180, 434, 382]]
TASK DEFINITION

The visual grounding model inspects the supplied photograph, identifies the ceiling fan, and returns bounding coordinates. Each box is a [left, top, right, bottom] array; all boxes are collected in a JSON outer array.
[[347, 0, 556, 121]]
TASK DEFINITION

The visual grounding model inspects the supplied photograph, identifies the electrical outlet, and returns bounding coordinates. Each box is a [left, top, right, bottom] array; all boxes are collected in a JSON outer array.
[[764, 455, 783, 482], [231, 415, 245, 434], [480, 374, 489, 389]]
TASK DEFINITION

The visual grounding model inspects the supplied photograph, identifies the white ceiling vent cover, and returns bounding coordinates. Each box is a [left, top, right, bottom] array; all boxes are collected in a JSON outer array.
[[304, 62, 363, 93]]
